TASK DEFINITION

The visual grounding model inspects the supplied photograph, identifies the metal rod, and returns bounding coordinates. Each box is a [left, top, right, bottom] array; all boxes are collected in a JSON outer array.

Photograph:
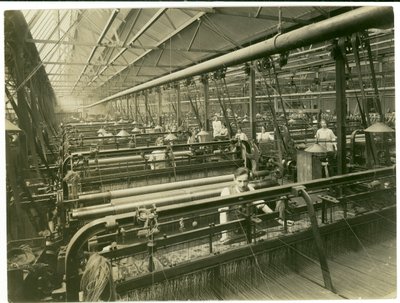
[[249, 66, 257, 140], [297, 187, 334, 292], [335, 46, 347, 175], [78, 174, 234, 204], [77, 169, 272, 204], [86, 7, 393, 107]]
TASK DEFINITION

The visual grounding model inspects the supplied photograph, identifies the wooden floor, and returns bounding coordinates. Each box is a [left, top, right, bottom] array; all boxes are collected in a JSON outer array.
[[216, 238, 396, 300]]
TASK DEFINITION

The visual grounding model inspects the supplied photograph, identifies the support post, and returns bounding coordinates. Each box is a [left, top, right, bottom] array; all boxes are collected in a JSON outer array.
[[144, 91, 149, 125], [134, 94, 138, 122], [126, 95, 130, 120], [203, 78, 210, 131], [335, 49, 347, 175], [249, 65, 257, 140], [158, 89, 162, 126], [176, 84, 182, 127]]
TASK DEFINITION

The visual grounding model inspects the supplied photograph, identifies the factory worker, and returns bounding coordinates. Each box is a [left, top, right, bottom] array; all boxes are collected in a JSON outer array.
[[219, 167, 293, 242], [186, 130, 197, 144], [257, 125, 270, 143], [215, 123, 229, 140], [246, 139, 261, 174], [212, 115, 222, 137], [220, 123, 229, 137], [235, 127, 248, 141], [148, 137, 167, 170], [315, 119, 337, 152]]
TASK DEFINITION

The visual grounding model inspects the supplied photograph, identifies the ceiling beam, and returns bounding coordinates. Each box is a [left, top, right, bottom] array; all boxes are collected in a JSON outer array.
[[255, 7, 263, 18], [89, 8, 167, 85], [163, 11, 176, 30], [85, 6, 393, 106], [313, 7, 330, 18], [94, 11, 206, 89], [212, 9, 312, 25], [37, 10, 69, 54], [25, 38, 224, 53], [71, 9, 120, 93], [182, 8, 216, 14], [42, 61, 129, 66], [187, 19, 201, 51]]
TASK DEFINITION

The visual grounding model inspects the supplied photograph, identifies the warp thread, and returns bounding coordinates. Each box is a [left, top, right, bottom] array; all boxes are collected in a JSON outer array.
[[80, 253, 116, 301]]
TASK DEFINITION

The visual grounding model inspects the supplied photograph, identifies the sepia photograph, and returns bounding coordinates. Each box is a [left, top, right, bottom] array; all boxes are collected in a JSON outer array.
[[2, 2, 397, 302]]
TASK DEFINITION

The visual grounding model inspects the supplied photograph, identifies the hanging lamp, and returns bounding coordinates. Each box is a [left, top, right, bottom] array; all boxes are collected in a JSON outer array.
[[164, 132, 177, 141], [117, 129, 130, 137], [364, 122, 394, 133], [304, 142, 328, 154], [131, 127, 140, 133]]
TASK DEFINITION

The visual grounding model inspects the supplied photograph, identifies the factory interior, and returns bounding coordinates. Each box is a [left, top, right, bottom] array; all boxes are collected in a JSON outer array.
[[4, 4, 397, 302]]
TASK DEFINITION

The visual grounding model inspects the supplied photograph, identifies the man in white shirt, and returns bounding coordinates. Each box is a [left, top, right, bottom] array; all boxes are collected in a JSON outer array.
[[315, 119, 337, 152], [235, 127, 248, 141], [219, 167, 293, 242], [212, 115, 222, 138], [148, 137, 166, 170]]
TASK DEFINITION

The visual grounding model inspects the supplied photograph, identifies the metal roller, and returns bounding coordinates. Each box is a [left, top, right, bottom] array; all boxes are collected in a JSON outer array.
[[72, 179, 278, 220], [77, 170, 272, 204]]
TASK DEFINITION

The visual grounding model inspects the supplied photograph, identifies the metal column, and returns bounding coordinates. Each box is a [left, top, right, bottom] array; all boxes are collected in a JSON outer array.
[[335, 48, 347, 175], [144, 91, 149, 125], [203, 78, 210, 131], [134, 94, 138, 122], [126, 95, 130, 120], [249, 65, 257, 140], [158, 90, 162, 126], [176, 84, 182, 127]]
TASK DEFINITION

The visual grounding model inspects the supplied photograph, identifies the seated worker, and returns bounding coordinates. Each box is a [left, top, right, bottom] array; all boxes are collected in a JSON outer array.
[[148, 137, 167, 170], [219, 167, 293, 242], [246, 139, 261, 174], [257, 125, 271, 143], [215, 123, 229, 140], [186, 130, 197, 144], [235, 127, 248, 141], [212, 115, 222, 138]]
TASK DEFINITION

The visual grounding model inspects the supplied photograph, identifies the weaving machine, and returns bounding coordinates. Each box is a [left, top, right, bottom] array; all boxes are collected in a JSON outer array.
[[59, 166, 395, 301]]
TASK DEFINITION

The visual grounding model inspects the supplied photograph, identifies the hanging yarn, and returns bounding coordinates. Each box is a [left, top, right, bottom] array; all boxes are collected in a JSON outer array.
[[80, 253, 116, 302]]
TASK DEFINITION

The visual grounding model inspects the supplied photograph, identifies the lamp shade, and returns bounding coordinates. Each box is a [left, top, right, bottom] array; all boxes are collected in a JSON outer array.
[[97, 127, 106, 134], [117, 129, 130, 136], [5, 119, 22, 132], [304, 143, 328, 154], [197, 130, 210, 143], [364, 122, 394, 133], [131, 127, 140, 133], [164, 133, 177, 141], [154, 125, 163, 131]]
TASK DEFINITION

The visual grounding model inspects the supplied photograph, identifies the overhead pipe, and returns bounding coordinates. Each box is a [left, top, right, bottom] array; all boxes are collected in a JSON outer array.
[[77, 170, 270, 204], [86, 6, 393, 108]]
